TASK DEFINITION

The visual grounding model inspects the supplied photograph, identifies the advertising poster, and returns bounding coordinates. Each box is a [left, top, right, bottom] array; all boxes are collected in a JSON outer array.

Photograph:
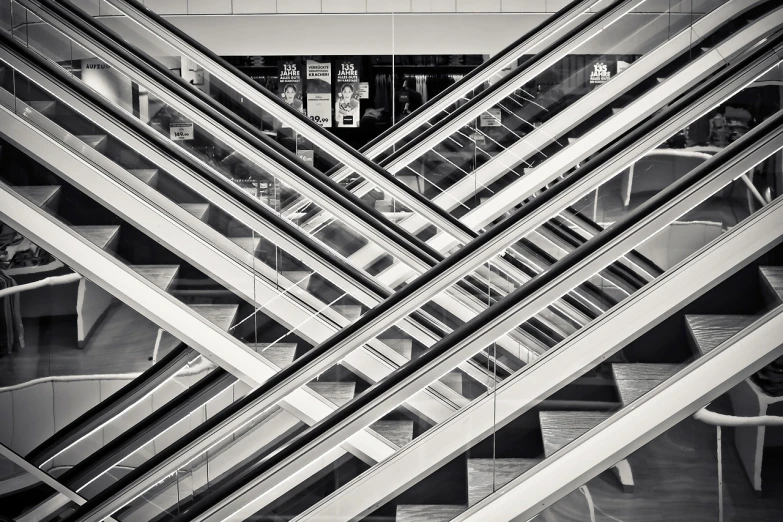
[[278, 60, 304, 117], [306, 59, 332, 128], [335, 59, 360, 128], [589, 60, 612, 85]]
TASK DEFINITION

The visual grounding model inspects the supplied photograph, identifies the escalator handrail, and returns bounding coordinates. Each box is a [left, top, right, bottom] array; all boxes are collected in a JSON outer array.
[[24, 343, 191, 467], [68, 26, 783, 522], [358, 0, 595, 155], [171, 89, 783, 522], [21, 0, 445, 266]]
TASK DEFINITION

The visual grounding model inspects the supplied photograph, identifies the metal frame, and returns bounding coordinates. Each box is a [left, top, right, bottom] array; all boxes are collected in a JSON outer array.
[[80, 32, 783, 522], [0, 443, 118, 522], [379, 0, 644, 175], [94, 0, 484, 242]]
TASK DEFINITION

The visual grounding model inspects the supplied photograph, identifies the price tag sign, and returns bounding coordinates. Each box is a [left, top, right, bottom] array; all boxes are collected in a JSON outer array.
[[358, 82, 370, 99], [479, 108, 501, 127], [170, 121, 194, 140], [307, 94, 332, 128]]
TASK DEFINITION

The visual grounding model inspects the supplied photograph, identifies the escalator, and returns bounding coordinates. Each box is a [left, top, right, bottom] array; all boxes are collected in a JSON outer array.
[[64, 0, 775, 303], [1, 1, 780, 520], [60, 17, 783, 522]]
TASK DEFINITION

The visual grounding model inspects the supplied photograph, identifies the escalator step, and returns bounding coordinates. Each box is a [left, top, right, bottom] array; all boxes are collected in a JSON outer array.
[[29, 100, 57, 116], [129, 264, 179, 291], [77, 134, 108, 154], [190, 303, 239, 332], [306, 381, 356, 407], [396, 504, 466, 522], [759, 266, 783, 305], [72, 225, 120, 252], [611, 363, 684, 407], [248, 342, 297, 369], [371, 419, 414, 448], [539, 411, 612, 458], [127, 169, 159, 186], [180, 203, 210, 222], [467, 458, 540, 507], [16, 185, 61, 208], [685, 314, 757, 355], [229, 235, 261, 254]]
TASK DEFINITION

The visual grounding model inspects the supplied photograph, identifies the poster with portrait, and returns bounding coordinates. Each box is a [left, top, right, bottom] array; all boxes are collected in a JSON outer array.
[[335, 59, 360, 128], [278, 60, 304, 120], [306, 59, 332, 128]]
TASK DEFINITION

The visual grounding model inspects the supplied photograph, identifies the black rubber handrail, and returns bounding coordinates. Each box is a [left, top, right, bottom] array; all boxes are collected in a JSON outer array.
[[25, 0, 444, 265], [170, 83, 783, 522], [68, 25, 783, 522], [25, 343, 191, 466], [88, 0, 478, 244]]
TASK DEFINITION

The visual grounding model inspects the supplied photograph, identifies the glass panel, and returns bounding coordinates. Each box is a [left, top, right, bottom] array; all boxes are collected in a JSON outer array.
[[0, 48, 374, 341], [0, 124, 326, 503]]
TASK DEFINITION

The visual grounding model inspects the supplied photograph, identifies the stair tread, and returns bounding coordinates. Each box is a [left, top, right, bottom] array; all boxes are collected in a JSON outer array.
[[230, 236, 261, 254], [16, 186, 60, 207], [468, 458, 540, 507], [72, 225, 120, 251], [396, 505, 467, 522], [180, 203, 210, 221], [440, 371, 465, 395], [760, 267, 783, 303], [306, 381, 356, 406], [612, 363, 684, 407], [127, 169, 159, 185], [371, 419, 414, 448], [382, 338, 413, 360], [539, 411, 612, 457], [190, 304, 238, 332], [77, 134, 108, 148], [686, 314, 757, 355], [247, 342, 297, 369], [333, 304, 362, 321], [129, 265, 179, 292]]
